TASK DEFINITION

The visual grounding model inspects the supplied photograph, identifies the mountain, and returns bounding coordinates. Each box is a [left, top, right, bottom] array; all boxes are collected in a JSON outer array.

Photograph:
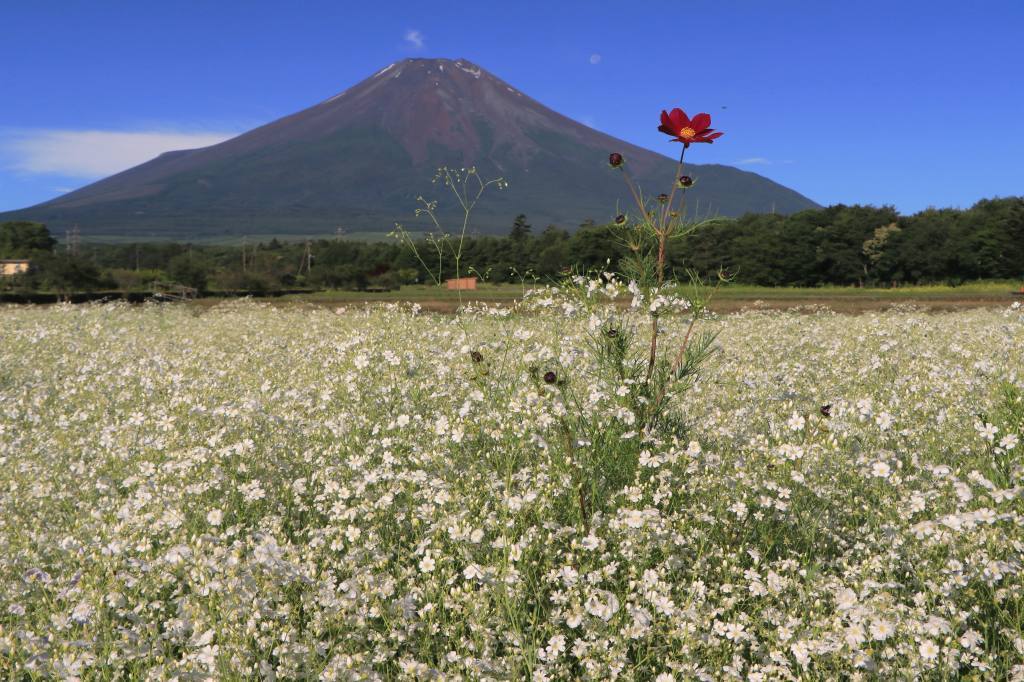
[[0, 58, 819, 239]]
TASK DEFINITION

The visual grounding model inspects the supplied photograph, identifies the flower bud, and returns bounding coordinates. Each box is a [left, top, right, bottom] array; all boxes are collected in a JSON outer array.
[[614, 214, 627, 226], [657, 193, 669, 204], [470, 350, 484, 363], [678, 175, 694, 188], [608, 153, 624, 168], [543, 371, 558, 384]]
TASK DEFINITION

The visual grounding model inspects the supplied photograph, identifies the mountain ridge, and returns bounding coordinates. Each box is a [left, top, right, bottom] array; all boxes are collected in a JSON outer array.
[[1, 58, 819, 238]]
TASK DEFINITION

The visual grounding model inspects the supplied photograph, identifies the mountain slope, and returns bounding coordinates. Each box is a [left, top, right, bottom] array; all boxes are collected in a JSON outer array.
[[1, 58, 818, 238]]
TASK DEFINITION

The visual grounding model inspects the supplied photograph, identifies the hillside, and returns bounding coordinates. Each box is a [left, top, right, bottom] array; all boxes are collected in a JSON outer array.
[[0, 58, 818, 239]]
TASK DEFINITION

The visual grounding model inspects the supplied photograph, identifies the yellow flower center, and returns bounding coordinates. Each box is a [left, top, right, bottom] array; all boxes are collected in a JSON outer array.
[[679, 127, 696, 139]]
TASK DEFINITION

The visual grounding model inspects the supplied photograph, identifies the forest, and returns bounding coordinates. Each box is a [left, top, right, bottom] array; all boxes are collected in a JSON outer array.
[[2, 197, 1022, 294]]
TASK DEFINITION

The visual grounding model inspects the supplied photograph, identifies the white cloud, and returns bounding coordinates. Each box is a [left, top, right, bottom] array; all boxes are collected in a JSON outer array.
[[0, 128, 236, 178], [734, 157, 772, 165], [404, 29, 424, 49], [589, 53, 602, 65]]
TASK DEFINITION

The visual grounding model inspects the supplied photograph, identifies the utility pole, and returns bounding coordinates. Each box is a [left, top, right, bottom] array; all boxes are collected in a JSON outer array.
[[67, 225, 81, 257], [299, 240, 313, 275], [134, 244, 141, 271], [241, 236, 248, 272]]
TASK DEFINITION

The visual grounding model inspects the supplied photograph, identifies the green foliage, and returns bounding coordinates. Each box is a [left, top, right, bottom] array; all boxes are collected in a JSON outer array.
[[36, 254, 110, 293], [509, 214, 531, 242], [4, 197, 1023, 295], [167, 253, 210, 291], [108, 268, 165, 291], [0, 221, 56, 257]]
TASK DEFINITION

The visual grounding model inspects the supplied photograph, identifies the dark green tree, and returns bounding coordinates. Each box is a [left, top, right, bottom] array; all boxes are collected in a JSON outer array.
[[509, 214, 532, 241], [0, 221, 57, 257]]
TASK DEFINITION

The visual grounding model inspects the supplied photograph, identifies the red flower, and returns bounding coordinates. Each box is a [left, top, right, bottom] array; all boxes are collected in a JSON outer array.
[[658, 108, 723, 146]]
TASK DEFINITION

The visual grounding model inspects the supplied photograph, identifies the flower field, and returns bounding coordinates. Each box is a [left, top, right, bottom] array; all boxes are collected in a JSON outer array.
[[1, 298, 1023, 679]]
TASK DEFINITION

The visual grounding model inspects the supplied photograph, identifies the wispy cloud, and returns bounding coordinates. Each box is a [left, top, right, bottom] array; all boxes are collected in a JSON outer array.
[[734, 157, 795, 166], [589, 53, 602, 65], [404, 29, 424, 49], [0, 128, 237, 178]]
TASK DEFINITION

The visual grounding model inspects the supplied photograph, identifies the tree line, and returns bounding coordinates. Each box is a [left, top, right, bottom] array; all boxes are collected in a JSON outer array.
[[2, 197, 1022, 294]]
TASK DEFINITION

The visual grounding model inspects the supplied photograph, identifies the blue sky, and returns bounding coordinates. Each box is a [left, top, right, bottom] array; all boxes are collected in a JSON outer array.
[[1, 0, 1021, 215]]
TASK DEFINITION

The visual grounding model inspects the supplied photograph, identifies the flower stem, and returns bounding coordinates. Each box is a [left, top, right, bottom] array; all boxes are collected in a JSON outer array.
[[646, 146, 687, 383]]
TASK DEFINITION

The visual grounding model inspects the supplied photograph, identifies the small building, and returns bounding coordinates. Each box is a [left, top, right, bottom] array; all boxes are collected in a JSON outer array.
[[446, 276, 477, 290], [0, 259, 30, 277]]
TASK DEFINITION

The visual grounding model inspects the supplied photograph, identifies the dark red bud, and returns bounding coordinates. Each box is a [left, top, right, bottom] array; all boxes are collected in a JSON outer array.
[[678, 175, 694, 188], [543, 371, 557, 384], [608, 153, 624, 168]]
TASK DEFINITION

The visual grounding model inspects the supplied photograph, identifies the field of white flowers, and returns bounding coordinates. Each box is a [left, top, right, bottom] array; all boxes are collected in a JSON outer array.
[[1, 296, 1023, 680]]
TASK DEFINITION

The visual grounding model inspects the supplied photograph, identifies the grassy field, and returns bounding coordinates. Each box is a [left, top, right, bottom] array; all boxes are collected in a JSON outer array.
[[274, 280, 1024, 313], [1, 291, 1023, 678], [76, 231, 432, 245]]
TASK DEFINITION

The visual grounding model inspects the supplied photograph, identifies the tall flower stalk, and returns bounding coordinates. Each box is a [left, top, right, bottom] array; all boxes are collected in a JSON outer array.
[[610, 106, 726, 403], [391, 167, 506, 305]]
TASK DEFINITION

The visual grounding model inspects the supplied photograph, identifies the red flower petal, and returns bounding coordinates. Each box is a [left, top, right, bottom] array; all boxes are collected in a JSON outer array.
[[704, 131, 724, 140], [669, 108, 690, 130], [660, 110, 672, 128], [691, 113, 711, 133]]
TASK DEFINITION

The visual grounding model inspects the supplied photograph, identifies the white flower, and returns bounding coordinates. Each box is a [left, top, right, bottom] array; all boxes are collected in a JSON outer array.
[[655, 674, 675, 682], [959, 629, 983, 649], [999, 433, 1018, 450], [977, 422, 999, 442], [869, 619, 894, 640], [787, 412, 806, 431], [253, 537, 282, 565], [195, 644, 219, 669], [584, 590, 620, 621], [622, 509, 646, 528], [70, 601, 94, 624], [871, 461, 891, 478], [835, 587, 858, 610], [790, 640, 811, 667], [206, 508, 223, 526], [463, 563, 484, 581], [723, 622, 745, 641], [419, 553, 436, 573], [918, 639, 939, 661]]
